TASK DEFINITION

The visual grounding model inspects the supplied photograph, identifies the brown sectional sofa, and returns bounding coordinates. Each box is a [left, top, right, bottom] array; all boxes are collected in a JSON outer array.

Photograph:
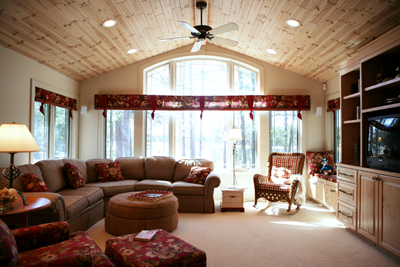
[[0, 156, 221, 233]]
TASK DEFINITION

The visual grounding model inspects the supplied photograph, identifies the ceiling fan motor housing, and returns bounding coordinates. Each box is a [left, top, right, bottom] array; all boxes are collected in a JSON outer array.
[[196, 1, 207, 10]]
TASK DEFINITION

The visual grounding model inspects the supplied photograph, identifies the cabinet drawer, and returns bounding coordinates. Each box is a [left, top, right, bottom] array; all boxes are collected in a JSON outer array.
[[338, 180, 357, 206], [222, 194, 243, 203], [337, 200, 356, 230], [337, 167, 357, 184], [222, 201, 244, 208]]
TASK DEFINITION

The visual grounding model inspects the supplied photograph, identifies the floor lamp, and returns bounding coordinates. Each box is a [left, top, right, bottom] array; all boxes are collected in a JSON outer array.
[[0, 123, 40, 206], [228, 128, 242, 187]]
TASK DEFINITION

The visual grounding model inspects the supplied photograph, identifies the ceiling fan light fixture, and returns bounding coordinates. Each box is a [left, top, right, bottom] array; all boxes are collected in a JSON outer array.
[[102, 20, 117, 28], [286, 19, 301, 27], [266, 49, 277, 55], [127, 49, 137, 54]]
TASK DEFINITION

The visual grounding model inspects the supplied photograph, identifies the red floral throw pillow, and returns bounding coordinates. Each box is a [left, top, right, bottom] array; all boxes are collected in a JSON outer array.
[[95, 161, 125, 182], [64, 163, 85, 189], [183, 166, 211, 185], [22, 173, 50, 192], [0, 219, 18, 266], [306, 151, 336, 175]]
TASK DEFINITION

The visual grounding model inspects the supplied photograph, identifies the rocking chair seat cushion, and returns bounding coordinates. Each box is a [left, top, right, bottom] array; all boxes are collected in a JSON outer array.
[[259, 182, 290, 192]]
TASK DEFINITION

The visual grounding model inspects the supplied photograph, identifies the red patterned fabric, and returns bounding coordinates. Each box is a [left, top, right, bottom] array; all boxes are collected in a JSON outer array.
[[35, 87, 77, 118], [17, 231, 114, 266], [259, 182, 290, 192], [0, 219, 18, 266], [11, 222, 70, 253], [306, 151, 336, 175], [95, 161, 125, 182], [105, 229, 206, 267], [63, 163, 85, 189], [327, 98, 340, 111], [22, 173, 50, 192], [271, 155, 302, 179], [314, 174, 338, 183], [183, 166, 211, 185]]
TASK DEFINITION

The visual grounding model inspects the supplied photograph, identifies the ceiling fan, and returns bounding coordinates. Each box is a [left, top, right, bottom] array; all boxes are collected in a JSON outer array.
[[160, 1, 239, 52]]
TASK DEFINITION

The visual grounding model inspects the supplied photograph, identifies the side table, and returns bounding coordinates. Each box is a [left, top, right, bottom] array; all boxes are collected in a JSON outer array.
[[0, 197, 51, 228], [221, 187, 245, 212]]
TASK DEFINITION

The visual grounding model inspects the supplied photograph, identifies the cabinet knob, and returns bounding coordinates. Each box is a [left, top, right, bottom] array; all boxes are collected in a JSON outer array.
[[372, 176, 381, 181], [330, 189, 336, 193]]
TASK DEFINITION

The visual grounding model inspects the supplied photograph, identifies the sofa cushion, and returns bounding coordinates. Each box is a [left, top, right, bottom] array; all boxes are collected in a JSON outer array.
[[135, 180, 172, 191], [306, 151, 336, 175], [62, 159, 88, 183], [86, 159, 113, 183], [85, 180, 138, 197], [183, 166, 211, 185], [95, 161, 125, 182], [35, 160, 66, 192], [0, 219, 18, 266], [61, 195, 88, 219], [63, 163, 85, 189], [58, 186, 104, 207], [116, 157, 146, 180], [0, 164, 43, 192], [145, 156, 176, 181], [170, 181, 204, 195], [174, 159, 214, 181], [22, 173, 50, 192]]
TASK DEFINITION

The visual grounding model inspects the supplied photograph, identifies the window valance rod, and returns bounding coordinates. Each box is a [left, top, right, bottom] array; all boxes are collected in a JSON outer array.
[[94, 94, 311, 120], [35, 87, 78, 119]]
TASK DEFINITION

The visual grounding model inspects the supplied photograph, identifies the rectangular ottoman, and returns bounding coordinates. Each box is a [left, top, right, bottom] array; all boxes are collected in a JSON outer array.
[[105, 229, 206, 266]]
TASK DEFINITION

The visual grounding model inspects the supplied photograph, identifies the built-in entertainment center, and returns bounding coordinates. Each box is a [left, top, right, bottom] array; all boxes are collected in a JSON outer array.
[[337, 26, 400, 259]]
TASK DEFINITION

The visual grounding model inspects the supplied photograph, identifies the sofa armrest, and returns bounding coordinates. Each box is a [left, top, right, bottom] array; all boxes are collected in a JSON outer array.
[[11, 221, 70, 253], [22, 192, 66, 221], [203, 171, 221, 198]]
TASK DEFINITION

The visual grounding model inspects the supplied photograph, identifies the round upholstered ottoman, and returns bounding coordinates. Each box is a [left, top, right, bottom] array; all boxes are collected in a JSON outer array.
[[105, 192, 179, 236]]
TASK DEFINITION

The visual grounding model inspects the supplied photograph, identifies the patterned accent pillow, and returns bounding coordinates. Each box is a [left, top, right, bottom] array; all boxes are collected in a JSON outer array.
[[64, 163, 85, 189], [0, 219, 18, 266], [22, 173, 50, 192], [183, 166, 211, 185], [271, 155, 301, 179], [95, 161, 125, 182], [306, 151, 336, 175]]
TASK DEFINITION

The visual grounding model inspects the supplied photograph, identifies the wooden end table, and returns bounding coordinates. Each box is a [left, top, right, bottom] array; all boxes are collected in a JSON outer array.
[[221, 187, 245, 212], [0, 197, 51, 228]]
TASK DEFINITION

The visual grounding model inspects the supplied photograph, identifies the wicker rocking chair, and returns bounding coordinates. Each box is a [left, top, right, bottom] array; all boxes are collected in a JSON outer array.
[[253, 152, 305, 214]]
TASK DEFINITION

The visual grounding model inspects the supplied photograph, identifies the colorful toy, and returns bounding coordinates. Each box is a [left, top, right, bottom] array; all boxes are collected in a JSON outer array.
[[320, 158, 335, 175]]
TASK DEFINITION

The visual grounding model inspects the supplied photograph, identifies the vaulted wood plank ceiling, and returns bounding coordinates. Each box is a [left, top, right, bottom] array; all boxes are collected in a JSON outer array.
[[1, 0, 400, 83]]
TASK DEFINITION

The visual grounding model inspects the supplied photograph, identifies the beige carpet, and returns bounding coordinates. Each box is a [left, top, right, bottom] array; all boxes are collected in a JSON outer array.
[[87, 200, 400, 267]]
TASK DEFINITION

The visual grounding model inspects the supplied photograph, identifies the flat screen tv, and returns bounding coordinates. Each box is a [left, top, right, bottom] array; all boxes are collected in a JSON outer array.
[[367, 114, 400, 173]]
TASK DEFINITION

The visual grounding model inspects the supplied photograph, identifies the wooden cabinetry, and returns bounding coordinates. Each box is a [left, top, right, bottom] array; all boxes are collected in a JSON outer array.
[[336, 166, 358, 230], [308, 176, 337, 211], [221, 188, 244, 212]]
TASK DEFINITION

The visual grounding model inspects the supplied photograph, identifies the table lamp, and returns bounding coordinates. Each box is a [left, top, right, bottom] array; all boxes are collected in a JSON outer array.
[[0, 123, 40, 206], [228, 128, 242, 187]]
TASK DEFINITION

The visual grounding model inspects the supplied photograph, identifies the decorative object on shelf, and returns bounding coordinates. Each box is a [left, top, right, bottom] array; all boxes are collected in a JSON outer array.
[[228, 128, 242, 187], [376, 67, 387, 84], [383, 95, 400, 105], [320, 158, 335, 175], [0, 187, 18, 211], [396, 66, 400, 78], [356, 106, 360, 120], [354, 142, 359, 164], [0, 123, 40, 206]]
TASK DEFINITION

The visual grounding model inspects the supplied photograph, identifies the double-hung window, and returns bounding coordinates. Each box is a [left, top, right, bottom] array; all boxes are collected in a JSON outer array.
[[334, 110, 341, 163], [269, 111, 299, 153]]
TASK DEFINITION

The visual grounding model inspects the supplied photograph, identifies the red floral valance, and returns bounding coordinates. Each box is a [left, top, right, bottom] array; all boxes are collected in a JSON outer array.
[[35, 87, 78, 119], [327, 97, 340, 121], [94, 94, 311, 120]]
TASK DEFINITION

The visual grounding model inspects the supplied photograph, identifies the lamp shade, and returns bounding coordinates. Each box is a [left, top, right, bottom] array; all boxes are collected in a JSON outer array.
[[0, 123, 40, 153], [228, 128, 243, 141]]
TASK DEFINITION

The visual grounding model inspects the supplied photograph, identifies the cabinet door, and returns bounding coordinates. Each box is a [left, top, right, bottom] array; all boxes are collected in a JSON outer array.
[[325, 184, 337, 210], [358, 171, 379, 243], [308, 178, 317, 199], [379, 175, 400, 257], [316, 181, 324, 204]]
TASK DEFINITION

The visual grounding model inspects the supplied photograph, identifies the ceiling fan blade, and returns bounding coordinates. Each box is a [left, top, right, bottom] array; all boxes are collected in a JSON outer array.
[[160, 36, 192, 41], [208, 22, 239, 35], [191, 39, 205, 52], [211, 36, 239, 47], [178, 21, 200, 34]]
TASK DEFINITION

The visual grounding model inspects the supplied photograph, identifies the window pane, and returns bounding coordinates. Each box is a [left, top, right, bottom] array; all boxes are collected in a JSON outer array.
[[175, 111, 228, 169], [34, 102, 50, 162], [106, 110, 135, 159], [176, 60, 228, 95], [334, 110, 341, 163], [146, 111, 170, 156], [54, 106, 70, 159], [147, 64, 169, 94], [270, 111, 298, 153], [234, 65, 256, 94], [234, 111, 256, 169]]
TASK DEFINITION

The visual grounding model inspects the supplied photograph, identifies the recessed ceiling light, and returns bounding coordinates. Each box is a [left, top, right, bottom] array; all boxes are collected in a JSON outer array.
[[286, 19, 301, 27], [127, 49, 137, 54], [266, 49, 277, 55], [102, 20, 117, 27]]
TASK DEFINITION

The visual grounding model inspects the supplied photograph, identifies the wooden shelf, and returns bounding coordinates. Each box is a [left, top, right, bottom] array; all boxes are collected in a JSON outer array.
[[362, 102, 400, 113], [343, 92, 361, 100], [343, 119, 361, 124], [364, 76, 400, 92]]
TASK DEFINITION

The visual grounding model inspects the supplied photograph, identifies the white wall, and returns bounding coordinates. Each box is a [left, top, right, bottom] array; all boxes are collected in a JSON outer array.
[[0, 46, 79, 168], [324, 75, 341, 151]]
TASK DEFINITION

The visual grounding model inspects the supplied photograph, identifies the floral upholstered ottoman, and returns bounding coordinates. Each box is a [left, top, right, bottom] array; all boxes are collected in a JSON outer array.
[[105, 229, 206, 266]]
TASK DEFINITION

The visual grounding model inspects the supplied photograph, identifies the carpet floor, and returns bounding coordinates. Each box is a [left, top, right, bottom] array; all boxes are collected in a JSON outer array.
[[87, 200, 400, 267]]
